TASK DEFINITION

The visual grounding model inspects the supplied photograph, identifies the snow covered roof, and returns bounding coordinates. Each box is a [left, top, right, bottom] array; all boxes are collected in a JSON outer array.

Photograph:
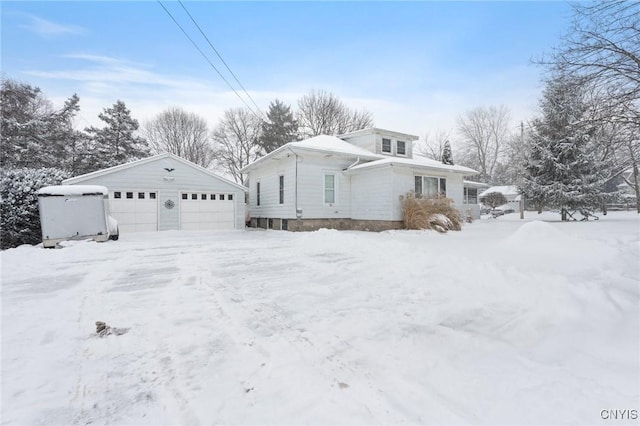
[[38, 185, 108, 196], [463, 180, 491, 188], [241, 135, 381, 173], [479, 186, 520, 197], [347, 155, 478, 175], [64, 153, 247, 192]]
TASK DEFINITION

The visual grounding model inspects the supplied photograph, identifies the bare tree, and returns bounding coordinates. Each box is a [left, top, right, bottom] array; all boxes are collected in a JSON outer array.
[[211, 107, 263, 184], [418, 130, 451, 161], [297, 90, 373, 138], [144, 107, 214, 167], [456, 105, 511, 183]]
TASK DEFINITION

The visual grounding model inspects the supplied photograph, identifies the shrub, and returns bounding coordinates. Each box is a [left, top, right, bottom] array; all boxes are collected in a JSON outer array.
[[483, 191, 508, 209], [1, 168, 67, 249], [401, 192, 462, 233]]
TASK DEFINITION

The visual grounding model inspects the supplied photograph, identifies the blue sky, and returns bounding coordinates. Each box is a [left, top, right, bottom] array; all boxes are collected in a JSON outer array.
[[1, 1, 573, 138]]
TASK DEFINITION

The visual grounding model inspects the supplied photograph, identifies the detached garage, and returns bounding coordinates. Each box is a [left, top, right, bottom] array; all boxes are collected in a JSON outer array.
[[63, 153, 247, 232]]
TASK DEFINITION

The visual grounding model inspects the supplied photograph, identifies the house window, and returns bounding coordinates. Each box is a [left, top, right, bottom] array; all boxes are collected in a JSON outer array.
[[279, 175, 284, 204], [182, 193, 188, 200], [126, 192, 133, 199], [191, 193, 197, 200], [397, 140, 406, 155], [464, 188, 478, 204], [201, 194, 207, 200], [382, 138, 391, 153], [114, 192, 121, 199], [150, 193, 156, 199], [415, 176, 447, 198], [211, 194, 216, 200], [138, 192, 145, 199], [256, 182, 261, 206], [324, 173, 336, 204], [228, 194, 233, 201], [220, 194, 225, 200]]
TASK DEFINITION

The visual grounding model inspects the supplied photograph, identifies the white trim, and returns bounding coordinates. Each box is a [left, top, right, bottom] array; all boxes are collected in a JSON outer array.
[[395, 140, 407, 157], [415, 175, 447, 198], [323, 172, 337, 206]]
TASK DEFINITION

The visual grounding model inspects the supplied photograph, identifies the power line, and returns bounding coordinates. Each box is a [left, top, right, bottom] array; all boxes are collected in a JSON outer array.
[[157, 1, 265, 122], [178, 0, 267, 121]]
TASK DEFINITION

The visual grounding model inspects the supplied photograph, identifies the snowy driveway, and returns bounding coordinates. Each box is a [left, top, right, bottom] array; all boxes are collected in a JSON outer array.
[[2, 213, 639, 425]]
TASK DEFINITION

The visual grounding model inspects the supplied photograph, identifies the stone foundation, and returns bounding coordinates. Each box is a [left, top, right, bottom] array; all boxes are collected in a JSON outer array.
[[249, 217, 405, 232]]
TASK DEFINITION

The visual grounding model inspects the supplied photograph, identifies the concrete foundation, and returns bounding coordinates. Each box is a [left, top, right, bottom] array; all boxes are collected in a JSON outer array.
[[249, 217, 405, 232]]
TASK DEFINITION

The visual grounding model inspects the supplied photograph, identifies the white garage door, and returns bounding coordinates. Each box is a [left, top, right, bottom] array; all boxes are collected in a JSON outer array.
[[109, 190, 158, 232], [180, 191, 235, 231]]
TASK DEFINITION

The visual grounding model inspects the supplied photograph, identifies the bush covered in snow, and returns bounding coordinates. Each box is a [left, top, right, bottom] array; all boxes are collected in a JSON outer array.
[[401, 192, 462, 232], [1, 168, 67, 249]]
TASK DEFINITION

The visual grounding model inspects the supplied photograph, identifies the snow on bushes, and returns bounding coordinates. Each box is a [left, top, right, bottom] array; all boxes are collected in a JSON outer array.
[[0, 168, 67, 249], [401, 192, 462, 232]]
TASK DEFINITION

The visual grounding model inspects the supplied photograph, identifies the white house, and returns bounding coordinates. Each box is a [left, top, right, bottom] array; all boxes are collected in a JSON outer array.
[[63, 153, 247, 232], [240, 128, 478, 231]]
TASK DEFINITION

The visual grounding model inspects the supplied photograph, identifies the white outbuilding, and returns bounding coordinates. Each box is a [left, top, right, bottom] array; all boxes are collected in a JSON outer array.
[[63, 153, 247, 232]]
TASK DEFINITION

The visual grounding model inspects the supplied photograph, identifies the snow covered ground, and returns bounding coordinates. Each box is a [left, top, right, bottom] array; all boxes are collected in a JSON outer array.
[[2, 211, 639, 425]]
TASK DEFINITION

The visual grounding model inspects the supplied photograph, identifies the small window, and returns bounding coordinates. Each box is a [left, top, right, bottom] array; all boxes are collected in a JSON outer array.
[[138, 192, 145, 199], [397, 140, 406, 155], [382, 138, 391, 153], [439, 178, 447, 196], [279, 175, 284, 204], [228, 194, 233, 201], [220, 194, 225, 201], [257, 182, 261, 206], [201, 194, 207, 200], [268, 218, 273, 229], [149, 193, 156, 199], [182, 193, 188, 200], [191, 193, 197, 200], [126, 192, 133, 199], [114, 192, 121, 199], [210, 194, 216, 200], [324, 173, 336, 204], [281, 219, 288, 231], [414, 176, 422, 195]]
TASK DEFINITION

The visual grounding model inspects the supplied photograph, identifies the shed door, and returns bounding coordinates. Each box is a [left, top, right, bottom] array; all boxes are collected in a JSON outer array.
[[180, 192, 235, 231], [109, 191, 158, 232]]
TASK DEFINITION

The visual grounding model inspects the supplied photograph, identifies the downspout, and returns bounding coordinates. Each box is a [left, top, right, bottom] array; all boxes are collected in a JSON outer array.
[[286, 146, 299, 218], [346, 156, 362, 171]]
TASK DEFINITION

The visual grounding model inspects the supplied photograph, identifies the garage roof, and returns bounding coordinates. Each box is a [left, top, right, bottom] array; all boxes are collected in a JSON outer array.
[[63, 153, 247, 192]]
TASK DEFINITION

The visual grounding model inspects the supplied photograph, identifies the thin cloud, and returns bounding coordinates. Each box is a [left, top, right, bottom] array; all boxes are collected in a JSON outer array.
[[22, 14, 86, 37]]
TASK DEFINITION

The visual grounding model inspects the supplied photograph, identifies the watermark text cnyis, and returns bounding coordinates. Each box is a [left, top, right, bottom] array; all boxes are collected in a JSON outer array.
[[600, 409, 638, 421]]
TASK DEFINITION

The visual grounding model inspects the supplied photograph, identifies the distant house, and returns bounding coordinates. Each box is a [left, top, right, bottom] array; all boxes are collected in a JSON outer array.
[[63, 153, 247, 232], [479, 185, 521, 212], [240, 128, 478, 231], [463, 180, 490, 219]]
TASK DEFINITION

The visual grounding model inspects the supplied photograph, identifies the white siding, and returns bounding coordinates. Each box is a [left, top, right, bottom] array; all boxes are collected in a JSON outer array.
[[390, 168, 465, 221], [341, 134, 376, 152], [351, 167, 394, 220], [247, 156, 297, 218], [68, 156, 246, 230], [296, 155, 353, 219]]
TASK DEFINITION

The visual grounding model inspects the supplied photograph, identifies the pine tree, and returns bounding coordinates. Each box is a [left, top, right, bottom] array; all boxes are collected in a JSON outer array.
[[85, 100, 150, 169], [441, 140, 454, 165], [260, 99, 298, 153], [520, 75, 611, 220]]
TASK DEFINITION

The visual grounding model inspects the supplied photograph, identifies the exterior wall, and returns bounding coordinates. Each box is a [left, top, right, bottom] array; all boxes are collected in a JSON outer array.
[[389, 167, 465, 221], [68, 157, 246, 230], [295, 154, 353, 220], [342, 130, 415, 158], [247, 155, 297, 219], [341, 134, 376, 153], [351, 167, 395, 220], [373, 133, 414, 158]]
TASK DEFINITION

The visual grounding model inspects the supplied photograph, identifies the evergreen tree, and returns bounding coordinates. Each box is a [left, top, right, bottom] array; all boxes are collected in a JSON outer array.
[[1, 77, 81, 170], [260, 99, 298, 153], [441, 140, 454, 165], [520, 75, 611, 220], [85, 100, 150, 169]]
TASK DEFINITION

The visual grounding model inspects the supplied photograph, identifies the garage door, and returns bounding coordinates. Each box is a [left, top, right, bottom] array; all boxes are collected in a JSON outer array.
[[180, 192, 235, 231], [109, 190, 158, 232]]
